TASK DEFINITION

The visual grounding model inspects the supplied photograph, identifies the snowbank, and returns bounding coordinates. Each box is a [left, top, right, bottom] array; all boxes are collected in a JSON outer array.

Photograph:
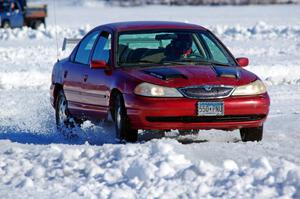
[[0, 22, 299, 41], [210, 21, 300, 40], [249, 64, 300, 85], [0, 140, 299, 198], [0, 25, 90, 41]]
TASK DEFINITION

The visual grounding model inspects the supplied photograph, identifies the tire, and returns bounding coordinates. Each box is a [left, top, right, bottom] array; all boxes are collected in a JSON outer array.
[[240, 126, 263, 142], [32, 20, 42, 30], [178, 129, 199, 136], [114, 94, 138, 142], [2, 21, 10, 29], [55, 90, 76, 138]]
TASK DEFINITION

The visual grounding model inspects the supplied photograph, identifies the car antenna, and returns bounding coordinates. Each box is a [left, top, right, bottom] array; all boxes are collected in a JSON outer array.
[[53, 0, 59, 62]]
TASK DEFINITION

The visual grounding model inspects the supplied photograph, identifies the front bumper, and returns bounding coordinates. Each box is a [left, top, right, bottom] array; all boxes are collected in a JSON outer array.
[[124, 93, 270, 130]]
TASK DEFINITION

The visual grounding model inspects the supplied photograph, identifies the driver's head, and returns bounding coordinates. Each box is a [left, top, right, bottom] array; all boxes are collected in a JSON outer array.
[[171, 34, 193, 55]]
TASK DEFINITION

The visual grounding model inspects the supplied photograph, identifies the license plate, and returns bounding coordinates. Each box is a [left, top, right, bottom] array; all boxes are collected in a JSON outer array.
[[198, 102, 224, 116]]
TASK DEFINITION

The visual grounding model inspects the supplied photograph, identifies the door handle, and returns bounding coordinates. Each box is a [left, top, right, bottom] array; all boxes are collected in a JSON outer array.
[[83, 74, 88, 82], [63, 71, 68, 78]]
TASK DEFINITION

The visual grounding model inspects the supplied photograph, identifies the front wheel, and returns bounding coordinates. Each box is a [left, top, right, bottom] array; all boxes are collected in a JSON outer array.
[[240, 126, 263, 142], [114, 94, 138, 142]]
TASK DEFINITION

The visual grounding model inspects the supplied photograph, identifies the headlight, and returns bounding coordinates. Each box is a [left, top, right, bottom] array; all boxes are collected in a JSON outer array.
[[134, 82, 183, 97], [232, 80, 267, 96]]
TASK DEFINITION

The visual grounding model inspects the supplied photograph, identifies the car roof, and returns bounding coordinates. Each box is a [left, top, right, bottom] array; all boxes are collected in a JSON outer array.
[[98, 21, 207, 32]]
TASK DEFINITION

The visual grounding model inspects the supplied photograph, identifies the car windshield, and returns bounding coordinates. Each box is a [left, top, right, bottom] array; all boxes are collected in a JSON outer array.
[[117, 30, 237, 67]]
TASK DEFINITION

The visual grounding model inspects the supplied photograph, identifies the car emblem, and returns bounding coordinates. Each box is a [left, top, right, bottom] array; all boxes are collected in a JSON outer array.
[[204, 85, 213, 91]]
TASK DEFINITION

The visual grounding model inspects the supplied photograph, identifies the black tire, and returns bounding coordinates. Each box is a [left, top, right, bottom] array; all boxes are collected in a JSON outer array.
[[240, 126, 263, 142], [114, 94, 138, 142], [2, 21, 10, 29], [32, 20, 42, 30], [55, 90, 76, 138], [178, 129, 199, 136]]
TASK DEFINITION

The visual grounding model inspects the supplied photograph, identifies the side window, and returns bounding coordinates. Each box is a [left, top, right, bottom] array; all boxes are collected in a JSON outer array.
[[10, 2, 19, 12], [74, 31, 99, 65], [201, 34, 229, 64], [92, 32, 111, 63]]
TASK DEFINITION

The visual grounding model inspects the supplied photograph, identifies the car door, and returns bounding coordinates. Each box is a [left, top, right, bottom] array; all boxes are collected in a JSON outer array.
[[80, 31, 112, 120], [63, 31, 99, 117], [9, 2, 23, 27]]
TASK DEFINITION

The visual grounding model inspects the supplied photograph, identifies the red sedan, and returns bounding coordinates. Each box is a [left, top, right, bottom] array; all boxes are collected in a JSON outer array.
[[50, 21, 270, 142]]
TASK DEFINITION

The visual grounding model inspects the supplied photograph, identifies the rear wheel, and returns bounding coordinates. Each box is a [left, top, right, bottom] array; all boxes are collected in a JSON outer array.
[[55, 90, 76, 138], [2, 21, 10, 29], [240, 126, 263, 142], [32, 20, 42, 29], [114, 94, 138, 142]]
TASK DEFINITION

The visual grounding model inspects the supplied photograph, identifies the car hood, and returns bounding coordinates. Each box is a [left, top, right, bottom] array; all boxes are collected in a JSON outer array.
[[123, 65, 258, 88]]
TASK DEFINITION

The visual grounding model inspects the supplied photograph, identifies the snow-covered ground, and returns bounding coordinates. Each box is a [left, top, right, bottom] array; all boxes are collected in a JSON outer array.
[[0, 3, 300, 198]]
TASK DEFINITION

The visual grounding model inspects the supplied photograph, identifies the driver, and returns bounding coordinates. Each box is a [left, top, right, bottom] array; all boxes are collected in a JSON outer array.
[[11, 2, 16, 11], [164, 34, 193, 61]]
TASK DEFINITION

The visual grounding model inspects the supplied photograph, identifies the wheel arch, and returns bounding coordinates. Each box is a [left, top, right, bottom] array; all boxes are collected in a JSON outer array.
[[109, 88, 123, 118], [53, 83, 63, 107]]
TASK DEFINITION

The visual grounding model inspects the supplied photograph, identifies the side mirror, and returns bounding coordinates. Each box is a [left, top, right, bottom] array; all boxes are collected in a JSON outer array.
[[236, 57, 249, 67], [90, 60, 107, 69]]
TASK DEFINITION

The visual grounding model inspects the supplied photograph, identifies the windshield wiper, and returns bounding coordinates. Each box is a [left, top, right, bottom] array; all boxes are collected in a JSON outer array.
[[119, 60, 161, 66], [159, 61, 187, 66], [178, 59, 231, 66], [130, 60, 187, 66], [119, 60, 187, 67]]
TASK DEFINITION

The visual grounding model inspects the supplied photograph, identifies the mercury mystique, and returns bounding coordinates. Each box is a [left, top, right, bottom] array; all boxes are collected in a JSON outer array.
[[50, 21, 270, 142]]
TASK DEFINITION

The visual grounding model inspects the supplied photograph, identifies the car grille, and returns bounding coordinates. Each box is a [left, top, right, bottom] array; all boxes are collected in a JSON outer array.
[[178, 85, 234, 99], [146, 115, 266, 123]]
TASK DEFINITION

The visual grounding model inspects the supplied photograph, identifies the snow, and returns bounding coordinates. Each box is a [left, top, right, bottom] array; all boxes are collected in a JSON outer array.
[[0, 2, 300, 198], [0, 140, 300, 198]]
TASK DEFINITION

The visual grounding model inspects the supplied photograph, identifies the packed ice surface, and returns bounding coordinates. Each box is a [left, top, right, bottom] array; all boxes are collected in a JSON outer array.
[[0, 2, 300, 198]]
